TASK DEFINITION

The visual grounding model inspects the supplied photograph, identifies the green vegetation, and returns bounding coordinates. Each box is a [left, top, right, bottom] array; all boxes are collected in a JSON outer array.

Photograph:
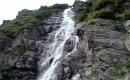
[[0, 64, 35, 79], [0, 9, 47, 31], [85, 8, 113, 21], [76, 7, 113, 22], [76, 11, 87, 22], [11, 40, 30, 57], [75, 0, 130, 77], [16, 40, 29, 57], [0, 34, 11, 41], [0, 64, 10, 70], [106, 59, 130, 77], [0, 4, 68, 79], [0, 4, 68, 31], [0, 4, 68, 43], [89, 0, 113, 11], [75, 0, 129, 22], [115, 11, 130, 21], [106, 60, 126, 77]]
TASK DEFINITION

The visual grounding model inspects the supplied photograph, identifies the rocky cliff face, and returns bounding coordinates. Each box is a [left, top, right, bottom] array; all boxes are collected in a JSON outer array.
[[0, 0, 130, 80], [73, 0, 87, 12], [55, 18, 130, 80], [0, 4, 68, 80], [73, 0, 130, 80], [75, 19, 130, 80]]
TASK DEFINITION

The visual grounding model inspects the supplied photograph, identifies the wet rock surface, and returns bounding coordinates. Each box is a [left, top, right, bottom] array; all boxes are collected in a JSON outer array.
[[0, 1, 130, 80], [46, 18, 130, 80], [0, 11, 64, 80]]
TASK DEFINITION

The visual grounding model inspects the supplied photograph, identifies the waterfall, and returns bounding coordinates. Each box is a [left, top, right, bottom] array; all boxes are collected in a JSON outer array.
[[37, 8, 78, 80]]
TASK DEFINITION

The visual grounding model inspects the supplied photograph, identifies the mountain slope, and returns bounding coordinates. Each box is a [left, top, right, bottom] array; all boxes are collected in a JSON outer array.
[[74, 0, 130, 79], [0, 4, 68, 80]]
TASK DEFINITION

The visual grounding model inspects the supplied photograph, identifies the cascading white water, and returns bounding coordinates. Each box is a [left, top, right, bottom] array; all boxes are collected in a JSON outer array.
[[37, 8, 78, 80]]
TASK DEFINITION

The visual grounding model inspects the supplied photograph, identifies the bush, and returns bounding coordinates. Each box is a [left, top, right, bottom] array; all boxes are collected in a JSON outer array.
[[85, 11, 96, 21], [75, 7, 114, 22], [75, 0, 128, 22], [85, 8, 113, 21], [75, 11, 87, 22], [90, 0, 113, 11], [90, 0, 126, 11], [95, 8, 114, 18], [11, 40, 29, 57], [115, 11, 130, 21], [19, 16, 41, 28], [16, 9, 33, 19], [33, 10, 52, 20], [0, 64, 10, 70], [0, 34, 11, 41], [51, 4, 69, 10], [106, 60, 127, 77], [105, 58, 130, 77], [17, 43, 28, 57]]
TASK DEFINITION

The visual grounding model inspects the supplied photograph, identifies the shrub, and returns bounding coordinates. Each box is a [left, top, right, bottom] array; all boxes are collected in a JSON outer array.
[[90, 0, 113, 11], [106, 60, 127, 77], [33, 10, 52, 20], [75, 7, 114, 22], [19, 16, 41, 28], [85, 11, 96, 21], [115, 11, 130, 21], [0, 64, 10, 70], [122, 11, 130, 21], [12, 40, 29, 57], [75, 0, 128, 22], [95, 8, 114, 18], [0, 34, 11, 41], [16, 9, 33, 19], [51, 4, 69, 10], [75, 11, 87, 22], [105, 58, 130, 77], [85, 7, 113, 21]]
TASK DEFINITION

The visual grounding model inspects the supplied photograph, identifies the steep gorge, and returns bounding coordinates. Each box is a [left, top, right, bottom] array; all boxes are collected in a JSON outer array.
[[0, 0, 130, 80]]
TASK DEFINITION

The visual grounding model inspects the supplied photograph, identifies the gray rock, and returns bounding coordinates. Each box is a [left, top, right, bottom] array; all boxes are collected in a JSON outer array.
[[73, 0, 88, 12], [75, 18, 130, 80], [0, 9, 65, 80]]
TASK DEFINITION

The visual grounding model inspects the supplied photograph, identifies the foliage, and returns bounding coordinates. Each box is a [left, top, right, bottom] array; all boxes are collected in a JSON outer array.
[[11, 40, 29, 57], [87, 8, 113, 20], [0, 64, 10, 70], [126, 59, 130, 71], [115, 11, 130, 21], [76, 7, 113, 22], [0, 4, 68, 32], [17, 40, 28, 56], [75, 0, 129, 22], [106, 58, 130, 77], [89, 0, 127, 11], [0, 34, 11, 41], [108, 61, 126, 77], [75, 11, 87, 22], [89, 0, 113, 11], [51, 4, 69, 9], [0, 64, 35, 79]]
